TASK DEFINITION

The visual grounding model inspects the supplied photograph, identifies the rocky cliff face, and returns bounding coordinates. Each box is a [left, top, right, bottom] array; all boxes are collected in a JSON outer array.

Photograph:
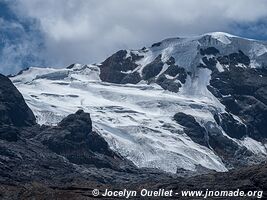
[[0, 74, 36, 128], [37, 110, 134, 171], [0, 74, 36, 142], [209, 66, 267, 141]]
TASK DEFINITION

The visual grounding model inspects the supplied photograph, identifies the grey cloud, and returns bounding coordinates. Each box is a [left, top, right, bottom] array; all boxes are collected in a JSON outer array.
[[6, 0, 267, 72], [0, 16, 44, 75]]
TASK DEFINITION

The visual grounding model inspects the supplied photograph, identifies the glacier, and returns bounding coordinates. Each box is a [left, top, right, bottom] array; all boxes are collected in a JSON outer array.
[[11, 32, 267, 173]]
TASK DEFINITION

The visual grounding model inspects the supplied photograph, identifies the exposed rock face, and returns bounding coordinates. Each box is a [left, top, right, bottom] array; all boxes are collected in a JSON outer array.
[[214, 112, 247, 139], [173, 113, 255, 169], [204, 121, 255, 169], [142, 55, 164, 80], [99, 50, 143, 84], [187, 47, 267, 166], [37, 110, 132, 170], [0, 74, 36, 127], [193, 43, 267, 143], [156, 76, 182, 93], [198, 56, 217, 70], [155, 57, 187, 92], [200, 47, 220, 55], [121, 71, 141, 84], [217, 50, 250, 66], [0, 74, 36, 142], [99, 51, 186, 92], [173, 112, 208, 147], [209, 66, 267, 141]]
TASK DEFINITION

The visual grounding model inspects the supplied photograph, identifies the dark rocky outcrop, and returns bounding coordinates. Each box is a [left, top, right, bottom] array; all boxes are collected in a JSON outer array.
[[121, 71, 142, 84], [200, 47, 220, 55], [204, 121, 254, 169], [0, 74, 36, 127], [66, 63, 75, 69], [99, 50, 143, 84], [99, 50, 187, 92], [156, 76, 181, 93], [173, 112, 258, 169], [151, 42, 162, 47], [164, 57, 187, 84], [209, 67, 267, 141], [37, 110, 132, 171], [173, 112, 208, 147], [217, 50, 250, 66], [210, 67, 266, 96], [155, 57, 187, 92], [199, 57, 217, 71], [214, 112, 247, 139], [164, 64, 180, 77], [0, 74, 36, 142], [142, 55, 164, 80], [255, 86, 267, 105]]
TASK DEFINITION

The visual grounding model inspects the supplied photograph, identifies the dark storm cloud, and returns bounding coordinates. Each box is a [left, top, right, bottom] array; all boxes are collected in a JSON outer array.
[[1, 0, 267, 74]]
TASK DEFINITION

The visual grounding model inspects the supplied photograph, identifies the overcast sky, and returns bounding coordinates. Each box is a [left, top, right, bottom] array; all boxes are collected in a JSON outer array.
[[1, 0, 267, 74]]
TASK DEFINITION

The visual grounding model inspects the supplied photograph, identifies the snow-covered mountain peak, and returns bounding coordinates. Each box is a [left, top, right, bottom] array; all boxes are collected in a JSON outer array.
[[202, 32, 234, 44], [11, 32, 267, 174], [205, 31, 236, 37]]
